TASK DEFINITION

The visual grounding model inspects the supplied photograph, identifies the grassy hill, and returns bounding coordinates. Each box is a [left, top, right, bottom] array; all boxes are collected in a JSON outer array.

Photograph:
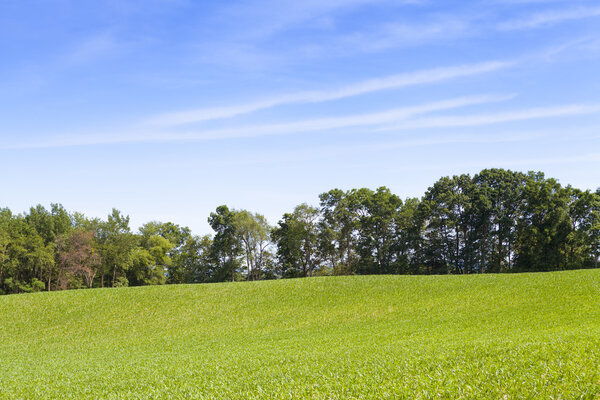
[[1, 270, 600, 399]]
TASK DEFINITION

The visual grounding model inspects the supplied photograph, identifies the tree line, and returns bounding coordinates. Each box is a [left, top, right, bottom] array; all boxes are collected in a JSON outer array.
[[1, 168, 599, 295]]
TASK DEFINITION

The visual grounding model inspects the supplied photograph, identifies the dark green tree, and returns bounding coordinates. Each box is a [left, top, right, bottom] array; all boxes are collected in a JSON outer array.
[[351, 187, 403, 274], [208, 206, 242, 282], [96, 209, 137, 287], [272, 204, 321, 277]]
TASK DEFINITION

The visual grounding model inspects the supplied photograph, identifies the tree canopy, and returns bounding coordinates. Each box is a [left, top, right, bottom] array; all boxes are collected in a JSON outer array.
[[1, 168, 599, 295]]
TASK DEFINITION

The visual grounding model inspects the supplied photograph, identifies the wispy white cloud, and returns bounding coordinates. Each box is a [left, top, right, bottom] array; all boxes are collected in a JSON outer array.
[[145, 60, 514, 126], [199, 131, 549, 168], [61, 32, 120, 67], [492, 0, 584, 4], [220, 0, 425, 39], [308, 17, 471, 56], [498, 6, 600, 30], [193, 0, 595, 72], [431, 152, 600, 172], [3, 31, 123, 94], [537, 36, 596, 60], [1, 94, 512, 149], [387, 151, 600, 174], [196, 7, 478, 70], [372, 131, 546, 149], [168, 94, 513, 140], [377, 103, 600, 131], [306, 131, 547, 159], [496, 152, 600, 166]]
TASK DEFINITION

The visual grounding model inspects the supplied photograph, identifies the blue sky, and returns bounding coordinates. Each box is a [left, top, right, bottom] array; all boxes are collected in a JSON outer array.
[[2, 0, 600, 234]]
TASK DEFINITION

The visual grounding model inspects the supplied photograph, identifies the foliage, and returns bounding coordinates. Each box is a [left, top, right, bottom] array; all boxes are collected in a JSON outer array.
[[56, 229, 100, 289], [272, 204, 320, 277], [1, 168, 599, 295]]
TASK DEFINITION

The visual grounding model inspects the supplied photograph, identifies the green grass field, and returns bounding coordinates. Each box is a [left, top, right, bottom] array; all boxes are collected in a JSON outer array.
[[1, 270, 600, 399]]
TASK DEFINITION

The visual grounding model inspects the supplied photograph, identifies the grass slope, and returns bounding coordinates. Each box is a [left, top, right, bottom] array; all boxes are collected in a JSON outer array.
[[1, 270, 600, 399]]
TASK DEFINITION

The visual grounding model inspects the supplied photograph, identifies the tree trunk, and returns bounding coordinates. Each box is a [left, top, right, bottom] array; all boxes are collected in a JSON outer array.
[[246, 254, 251, 281], [456, 227, 460, 274], [86, 271, 96, 288], [56, 268, 63, 291], [498, 236, 503, 273], [0, 256, 4, 289], [47, 264, 52, 291], [480, 244, 485, 274], [508, 239, 512, 271], [346, 237, 352, 269], [254, 249, 260, 281], [303, 250, 308, 277]]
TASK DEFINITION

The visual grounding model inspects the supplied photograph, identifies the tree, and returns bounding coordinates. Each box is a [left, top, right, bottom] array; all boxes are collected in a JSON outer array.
[[2, 168, 600, 297], [56, 230, 101, 289], [25, 204, 72, 245], [272, 204, 321, 277], [514, 172, 571, 272], [235, 211, 272, 281], [584, 190, 600, 268], [472, 169, 526, 273], [0, 209, 12, 292], [128, 235, 172, 286], [0, 215, 54, 293], [97, 209, 136, 287], [177, 234, 214, 283], [562, 188, 597, 268], [395, 197, 424, 274], [139, 221, 192, 284], [319, 190, 359, 272], [421, 175, 474, 274], [350, 187, 403, 274], [208, 206, 242, 282]]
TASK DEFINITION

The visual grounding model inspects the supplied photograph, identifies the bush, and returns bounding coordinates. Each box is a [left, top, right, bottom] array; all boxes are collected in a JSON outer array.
[[114, 276, 129, 287], [30, 278, 46, 292]]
